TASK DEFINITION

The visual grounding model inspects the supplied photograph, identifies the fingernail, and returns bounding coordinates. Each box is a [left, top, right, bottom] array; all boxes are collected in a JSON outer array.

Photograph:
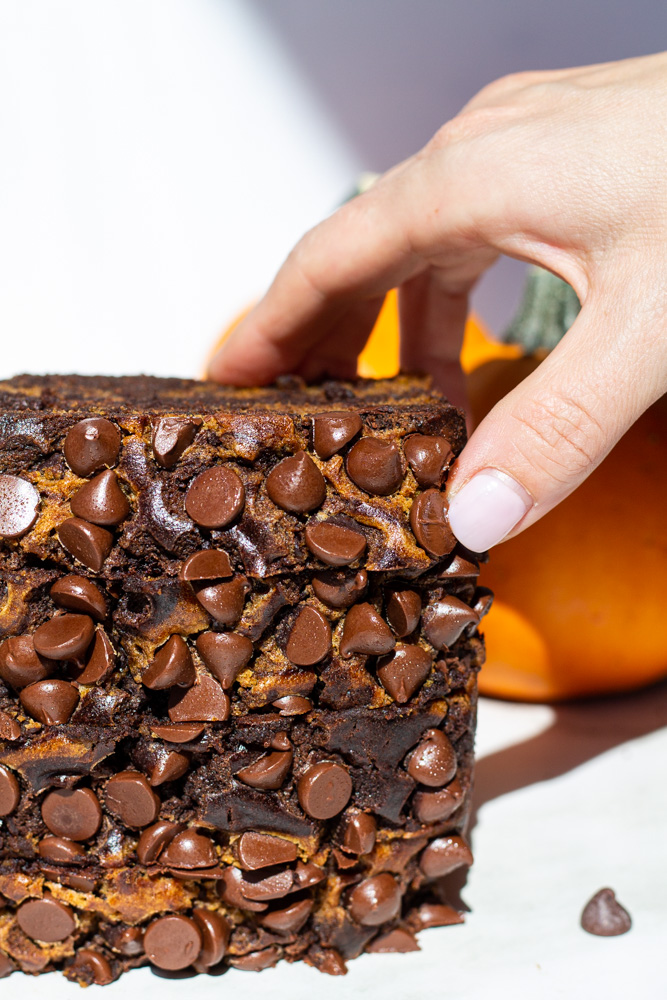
[[448, 469, 532, 552]]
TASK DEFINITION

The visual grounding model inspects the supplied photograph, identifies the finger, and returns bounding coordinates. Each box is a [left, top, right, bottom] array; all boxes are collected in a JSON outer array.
[[295, 297, 385, 382], [446, 285, 667, 551]]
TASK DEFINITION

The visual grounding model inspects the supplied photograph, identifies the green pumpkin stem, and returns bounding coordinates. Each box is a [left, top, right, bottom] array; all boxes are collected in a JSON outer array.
[[503, 266, 581, 352]]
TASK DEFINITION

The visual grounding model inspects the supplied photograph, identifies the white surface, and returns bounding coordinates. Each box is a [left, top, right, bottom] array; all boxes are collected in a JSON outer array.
[[4, 684, 666, 1000]]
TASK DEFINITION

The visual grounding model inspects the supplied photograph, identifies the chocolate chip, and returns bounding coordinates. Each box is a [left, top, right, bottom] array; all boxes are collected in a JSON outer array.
[[341, 811, 377, 855], [386, 589, 422, 637], [136, 821, 185, 864], [413, 775, 463, 823], [366, 928, 419, 953], [0, 765, 20, 816], [0, 953, 15, 978], [0, 474, 40, 538], [38, 836, 86, 864], [419, 835, 473, 878], [193, 576, 247, 625], [148, 749, 191, 786], [151, 722, 205, 743], [0, 710, 20, 741], [70, 470, 130, 527], [143, 635, 195, 690], [195, 631, 253, 688], [339, 603, 395, 658], [422, 596, 479, 649], [105, 771, 160, 828], [185, 467, 245, 529], [272, 695, 313, 716], [73, 628, 115, 684], [407, 729, 457, 787], [70, 949, 114, 986], [152, 417, 201, 469], [192, 908, 230, 968], [286, 606, 332, 666], [415, 902, 464, 928], [346, 438, 404, 495], [64, 418, 121, 478], [33, 613, 95, 661], [266, 451, 326, 514], [304, 947, 346, 976], [236, 867, 294, 902], [0, 635, 50, 689], [161, 829, 217, 869], [50, 575, 107, 620], [144, 914, 202, 970], [473, 586, 494, 620], [112, 927, 145, 956], [57, 517, 114, 572], [312, 569, 368, 609], [404, 434, 453, 488], [237, 749, 293, 790], [581, 888, 632, 936], [259, 898, 313, 934], [305, 520, 366, 566], [228, 947, 280, 971], [312, 411, 363, 459], [347, 873, 402, 926], [41, 787, 102, 840], [218, 867, 268, 912], [179, 549, 233, 582], [271, 731, 291, 751], [439, 551, 480, 580], [20, 679, 79, 724], [293, 860, 326, 890], [298, 761, 352, 819], [168, 674, 230, 722], [377, 645, 432, 704], [409, 489, 456, 557], [17, 896, 76, 942], [237, 832, 298, 871]]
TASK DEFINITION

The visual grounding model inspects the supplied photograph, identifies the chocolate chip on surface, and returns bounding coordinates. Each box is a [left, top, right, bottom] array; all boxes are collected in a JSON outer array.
[[195, 631, 253, 688], [64, 418, 120, 478], [50, 575, 107, 620], [0, 710, 20, 741], [312, 411, 363, 459], [422, 596, 479, 649], [346, 438, 404, 495], [41, 787, 102, 840], [218, 867, 269, 913], [151, 722, 205, 743], [312, 569, 368, 609], [266, 451, 326, 514], [347, 873, 402, 926], [17, 897, 76, 942], [57, 517, 114, 572], [419, 835, 473, 878], [235, 867, 294, 902], [70, 949, 114, 986], [193, 576, 247, 625], [0, 635, 50, 689], [237, 749, 293, 790], [0, 765, 20, 816], [377, 645, 432, 704], [439, 551, 480, 580], [0, 952, 16, 978], [581, 888, 632, 936], [185, 467, 245, 529], [404, 434, 453, 488], [179, 549, 233, 582], [298, 761, 352, 819], [237, 832, 298, 870], [0, 474, 40, 538], [409, 489, 456, 558], [473, 586, 494, 620], [305, 520, 367, 566], [33, 613, 95, 661], [143, 914, 202, 970], [259, 898, 313, 934], [148, 749, 191, 786], [228, 946, 280, 972], [407, 729, 457, 787], [161, 829, 217, 869], [20, 679, 80, 724], [366, 928, 419, 953], [341, 811, 377, 855], [339, 603, 395, 658], [105, 771, 160, 828], [70, 470, 130, 527], [386, 589, 422, 637], [38, 836, 86, 864], [192, 908, 230, 968], [73, 628, 115, 685], [112, 927, 145, 956], [143, 635, 195, 690], [272, 695, 313, 716], [152, 417, 201, 469], [286, 606, 332, 666], [136, 821, 185, 864], [415, 902, 464, 928], [413, 775, 463, 823], [168, 674, 230, 722]]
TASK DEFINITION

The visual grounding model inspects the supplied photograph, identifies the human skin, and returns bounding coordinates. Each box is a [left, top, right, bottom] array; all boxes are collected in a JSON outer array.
[[209, 53, 667, 552]]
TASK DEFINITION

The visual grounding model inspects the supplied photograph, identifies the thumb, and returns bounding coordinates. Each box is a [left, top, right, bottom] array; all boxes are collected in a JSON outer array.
[[446, 294, 666, 551]]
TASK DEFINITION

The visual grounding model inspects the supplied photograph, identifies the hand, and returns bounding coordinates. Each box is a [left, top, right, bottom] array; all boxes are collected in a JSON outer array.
[[209, 53, 667, 552]]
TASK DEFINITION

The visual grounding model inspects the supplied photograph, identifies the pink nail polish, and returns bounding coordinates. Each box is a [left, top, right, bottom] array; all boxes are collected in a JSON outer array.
[[448, 470, 532, 552]]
